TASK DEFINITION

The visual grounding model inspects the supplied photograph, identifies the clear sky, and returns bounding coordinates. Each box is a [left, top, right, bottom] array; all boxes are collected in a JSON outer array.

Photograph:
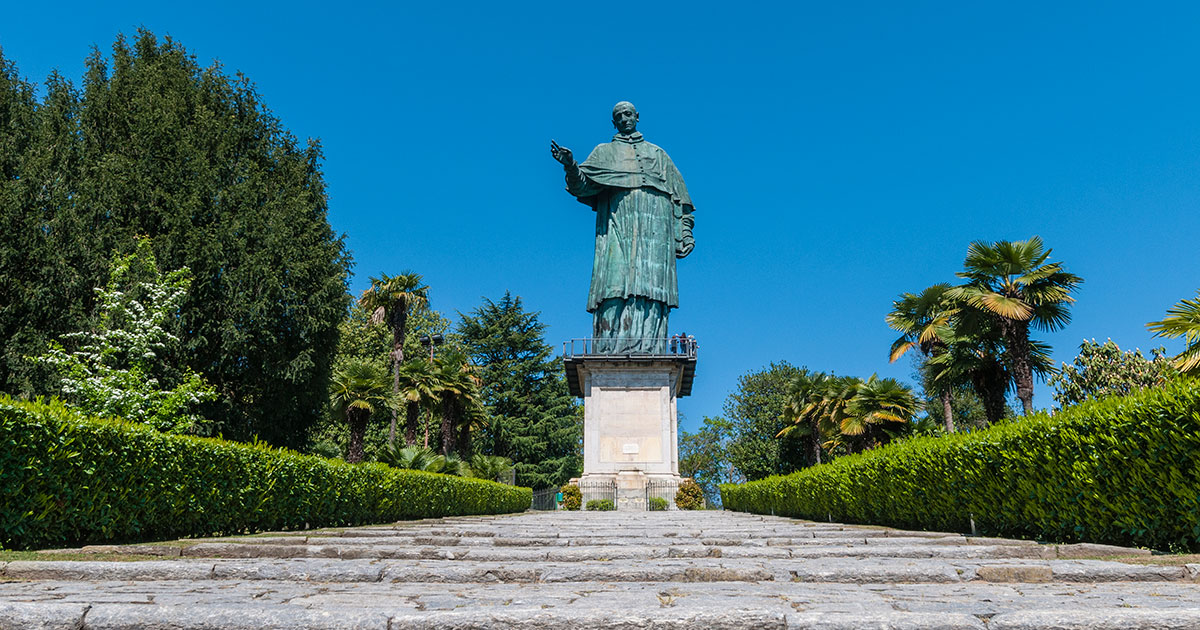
[[4, 1, 1198, 432]]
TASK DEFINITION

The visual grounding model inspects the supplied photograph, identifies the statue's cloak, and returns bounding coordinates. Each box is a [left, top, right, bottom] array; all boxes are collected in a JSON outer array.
[[566, 133, 694, 313], [575, 133, 693, 211]]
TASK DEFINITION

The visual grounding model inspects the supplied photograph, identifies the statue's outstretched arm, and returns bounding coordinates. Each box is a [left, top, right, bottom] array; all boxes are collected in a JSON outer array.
[[552, 140, 602, 200]]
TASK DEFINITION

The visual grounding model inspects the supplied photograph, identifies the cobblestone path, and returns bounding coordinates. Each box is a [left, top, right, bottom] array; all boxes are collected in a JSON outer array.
[[2, 510, 1199, 629]]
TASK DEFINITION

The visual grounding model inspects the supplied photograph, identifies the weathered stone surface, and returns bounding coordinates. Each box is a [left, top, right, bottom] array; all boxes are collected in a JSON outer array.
[[787, 612, 986, 629], [3, 512, 1199, 628], [787, 560, 963, 583], [210, 559, 384, 582], [387, 608, 790, 630], [990, 608, 1200, 629], [1046, 559, 1185, 582], [1055, 542, 1153, 558], [83, 604, 391, 630], [0, 602, 88, 630], [3, 560, 212, 581], [975, 565, 1053, 583], [963, 536, 1039, 547]]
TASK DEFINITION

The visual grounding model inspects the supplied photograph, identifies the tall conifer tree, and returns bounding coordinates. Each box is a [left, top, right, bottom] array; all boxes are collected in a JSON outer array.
[[0, 32, 351, 447], [458, 292, 581, 488]]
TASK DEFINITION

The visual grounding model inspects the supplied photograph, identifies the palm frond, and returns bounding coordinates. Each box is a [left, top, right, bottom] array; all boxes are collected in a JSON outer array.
[[1147, 291, 1200, 375], [979, 293, 1033, 320]]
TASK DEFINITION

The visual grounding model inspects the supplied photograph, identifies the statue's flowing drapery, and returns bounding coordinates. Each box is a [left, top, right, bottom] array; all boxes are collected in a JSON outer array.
[[565, 133, 694, 354]]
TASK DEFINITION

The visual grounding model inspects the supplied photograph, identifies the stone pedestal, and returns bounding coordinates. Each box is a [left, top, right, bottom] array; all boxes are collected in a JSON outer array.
[[564, 355, 696, 510]]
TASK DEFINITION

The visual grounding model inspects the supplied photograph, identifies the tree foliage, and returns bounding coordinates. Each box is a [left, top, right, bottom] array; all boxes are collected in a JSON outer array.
[[1049, 339, 1177, 408], [679, 416, 742, 507], [887, 284, 957, 432], [1147, 290, 1200, 376], [457, 292, 581, 489], [948, 236, 1081, 415], [778, 372, 920, 459], [0, 32, 351, 448], [32, 239, 216, 434], [723, 362, 809, 481], [913, 355, 1000, 433], [358, 272, 429, 444], [329, 360, 396, 463]]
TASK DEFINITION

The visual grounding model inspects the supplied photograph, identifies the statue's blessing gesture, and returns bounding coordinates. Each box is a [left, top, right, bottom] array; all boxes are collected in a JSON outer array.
[[551, 102, 695, 354]]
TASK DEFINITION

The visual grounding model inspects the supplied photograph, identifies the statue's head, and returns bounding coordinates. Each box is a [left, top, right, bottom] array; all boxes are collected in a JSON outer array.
[[611, 101, 639, 135]]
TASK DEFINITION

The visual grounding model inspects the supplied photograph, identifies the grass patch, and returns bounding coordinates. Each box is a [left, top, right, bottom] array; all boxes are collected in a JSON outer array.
[[0, 550, 162, 562]]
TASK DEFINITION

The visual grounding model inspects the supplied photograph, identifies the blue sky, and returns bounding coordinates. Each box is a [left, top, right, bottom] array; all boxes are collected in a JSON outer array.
[[4, 1, 1198, 431]]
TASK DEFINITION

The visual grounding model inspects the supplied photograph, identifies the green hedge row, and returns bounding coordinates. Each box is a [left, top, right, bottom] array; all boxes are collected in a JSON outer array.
[[720, 381, 1200, 551], [0, 397, 531, 550]]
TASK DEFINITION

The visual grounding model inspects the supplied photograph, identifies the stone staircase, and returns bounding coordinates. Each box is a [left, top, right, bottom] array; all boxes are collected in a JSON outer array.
[[2, 510, 1199, 629]]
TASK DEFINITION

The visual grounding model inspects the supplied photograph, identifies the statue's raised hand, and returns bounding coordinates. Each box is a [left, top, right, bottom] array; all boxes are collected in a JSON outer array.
[[550, 140, 574, 166]]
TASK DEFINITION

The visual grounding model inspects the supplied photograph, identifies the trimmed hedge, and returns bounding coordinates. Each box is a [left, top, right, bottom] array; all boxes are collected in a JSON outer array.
[[0, 397, 531, 550], [720, 381, 1200, 551]]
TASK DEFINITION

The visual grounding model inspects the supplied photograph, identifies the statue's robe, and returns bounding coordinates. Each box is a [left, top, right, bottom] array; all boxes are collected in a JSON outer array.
[[565, 132, 694, 353]]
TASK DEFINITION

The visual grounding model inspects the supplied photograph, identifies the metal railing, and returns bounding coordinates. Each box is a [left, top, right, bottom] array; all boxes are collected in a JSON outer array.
[[563, 336, 698, 359], [578, 479, 617, 508], [531, 487, 559, 511], [497, 468, 516, 486], [645, 479, 678, 511]]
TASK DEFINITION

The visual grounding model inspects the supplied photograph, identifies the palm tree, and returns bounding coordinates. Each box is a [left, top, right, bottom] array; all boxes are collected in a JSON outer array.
[[927, 327, 1009, 426], [358, 272, 429, 444], [948, 236, 1082, 415], [469, 454, 515, 483], [777, 372, 857, 464], [778, 370, 828, 466], [329, 360, 395, 463], [433, 351, 482, 456], [1147, 290, 1200, 375], [378, 443, 470, 476], [396, 359, 440, 446], [927, 315, 1055, 425], [887, 283, 958, 432], [456, 393, 488, 460], [845, 375, 921, 450]]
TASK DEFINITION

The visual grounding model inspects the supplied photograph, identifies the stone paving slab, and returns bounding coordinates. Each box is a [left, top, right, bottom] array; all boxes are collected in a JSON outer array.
[[1, 510, 1196, 629]]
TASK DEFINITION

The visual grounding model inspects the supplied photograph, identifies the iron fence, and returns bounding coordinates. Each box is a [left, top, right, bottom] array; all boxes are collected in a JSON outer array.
[[531, 487, 558, 511], [497, 468, 516, 486], [562, 336, 698, 359], [578, 479, 617, 508], [645, 479, 677, 510]]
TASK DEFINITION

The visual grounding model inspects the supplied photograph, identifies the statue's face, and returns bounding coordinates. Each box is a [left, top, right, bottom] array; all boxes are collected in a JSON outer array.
[[612, 106, 639, 135]]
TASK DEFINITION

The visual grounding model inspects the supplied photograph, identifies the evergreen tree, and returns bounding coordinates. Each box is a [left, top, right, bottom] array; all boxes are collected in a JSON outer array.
[[0, 55, 93, 397], [0, 32, 351, 448], [457, 292, 581, 489]]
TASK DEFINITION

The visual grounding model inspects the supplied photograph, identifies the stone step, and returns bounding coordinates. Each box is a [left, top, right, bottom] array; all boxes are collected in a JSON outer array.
[[4, 511, 1194, 628], [6, 597, 1200, 629], [159, 542, 1053, 561], [3, 557, 1191, 584]]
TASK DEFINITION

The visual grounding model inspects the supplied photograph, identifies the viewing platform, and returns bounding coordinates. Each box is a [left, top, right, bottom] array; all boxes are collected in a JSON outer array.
[[561, 337, 697, 398]]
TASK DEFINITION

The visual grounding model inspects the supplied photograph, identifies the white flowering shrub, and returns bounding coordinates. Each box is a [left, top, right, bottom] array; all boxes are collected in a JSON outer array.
[[1049, 339, 1179, 408], [33, 239, 216, 433]]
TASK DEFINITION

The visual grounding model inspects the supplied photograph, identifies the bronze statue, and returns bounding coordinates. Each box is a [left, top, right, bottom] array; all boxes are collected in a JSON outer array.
[[551, 102, 695, 354]]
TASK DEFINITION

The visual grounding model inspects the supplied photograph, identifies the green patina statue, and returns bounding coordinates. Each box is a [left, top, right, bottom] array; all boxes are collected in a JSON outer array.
[[551, 102, 695, 354]]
